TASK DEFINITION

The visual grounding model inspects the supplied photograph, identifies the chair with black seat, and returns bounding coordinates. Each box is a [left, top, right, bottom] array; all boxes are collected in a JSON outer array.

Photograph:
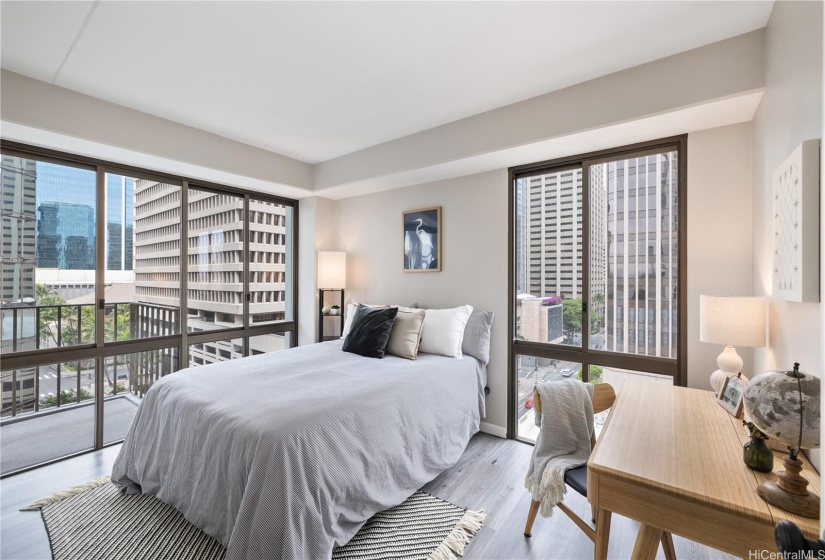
[[523, 382, 675, 560]]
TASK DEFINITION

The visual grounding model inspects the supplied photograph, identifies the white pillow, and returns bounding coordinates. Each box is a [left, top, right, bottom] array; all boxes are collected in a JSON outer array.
[[340, 302, 388, 339], [418, 305, 474, 358]]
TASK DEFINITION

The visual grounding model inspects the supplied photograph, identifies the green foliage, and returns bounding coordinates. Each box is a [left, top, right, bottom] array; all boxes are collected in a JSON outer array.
[[573, 365, 603, 383], [590, 292, 606, 331], [562, 298, 582, 340], [36, 284, 65, 346], [40, 388, 94, 408]]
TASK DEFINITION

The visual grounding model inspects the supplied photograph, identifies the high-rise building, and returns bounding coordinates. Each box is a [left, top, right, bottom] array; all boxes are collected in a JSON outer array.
[[36, 201, 95, 270], [1, 155, 37, 306], [523, 168, 605, 299], [134, 183, 291, 363], [106, 174, 134, 272], [519, 152, 677, 359], [1, 155, 38, 410], [595, 153, 679, 359]]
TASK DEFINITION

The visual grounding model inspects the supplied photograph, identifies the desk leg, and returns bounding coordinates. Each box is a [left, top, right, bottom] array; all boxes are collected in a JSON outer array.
[[660, 532, 676, 560], [594, 509, 612, 560], [631, 524, 663, 560]]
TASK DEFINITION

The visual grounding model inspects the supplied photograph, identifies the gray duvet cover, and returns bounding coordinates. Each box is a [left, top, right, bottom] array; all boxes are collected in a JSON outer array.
[[111, 340, 485, 559]]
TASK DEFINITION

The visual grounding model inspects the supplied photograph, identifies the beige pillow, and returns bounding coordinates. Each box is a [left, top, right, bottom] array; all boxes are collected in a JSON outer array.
[[386, 309, 426, 360]]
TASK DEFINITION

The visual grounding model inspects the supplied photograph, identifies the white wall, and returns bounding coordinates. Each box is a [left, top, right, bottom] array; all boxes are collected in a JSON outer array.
[[297, 196, 338, 346], [821, 0, 825, 528], [752, 0, 823, 377], [334, 170, 509, 434], [752, 1, 823, 392], [686, 123, 754, 390], [751, 0, 823, 472]]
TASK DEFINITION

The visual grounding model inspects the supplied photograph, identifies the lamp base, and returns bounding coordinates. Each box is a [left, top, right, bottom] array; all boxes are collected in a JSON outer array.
[[709, 369, 749, 397], [756, 455, 820, 519]]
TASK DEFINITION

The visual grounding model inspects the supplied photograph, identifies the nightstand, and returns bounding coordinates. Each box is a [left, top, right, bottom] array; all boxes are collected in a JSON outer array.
[[318, 289, 345, 342]]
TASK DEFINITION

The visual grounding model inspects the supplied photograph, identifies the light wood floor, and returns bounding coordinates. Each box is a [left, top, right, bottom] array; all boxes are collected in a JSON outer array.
[[0, 434, 736, 559]]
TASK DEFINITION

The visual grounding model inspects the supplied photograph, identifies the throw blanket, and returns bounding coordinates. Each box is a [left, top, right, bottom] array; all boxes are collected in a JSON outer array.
[[524, 379, 594, 517]]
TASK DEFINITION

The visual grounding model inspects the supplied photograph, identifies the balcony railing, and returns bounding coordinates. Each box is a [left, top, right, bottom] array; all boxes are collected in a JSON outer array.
[[1, 301, 180, 418]]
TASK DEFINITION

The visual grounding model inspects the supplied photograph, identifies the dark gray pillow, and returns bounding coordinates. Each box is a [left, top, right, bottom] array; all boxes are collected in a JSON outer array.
[[462, 311, 494, 365], [343, 305, 399, 359]]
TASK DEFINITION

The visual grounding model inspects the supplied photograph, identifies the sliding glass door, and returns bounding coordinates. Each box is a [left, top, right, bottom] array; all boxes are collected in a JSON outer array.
[[0, 142, 299, 475], [509, 137, 686, 442]]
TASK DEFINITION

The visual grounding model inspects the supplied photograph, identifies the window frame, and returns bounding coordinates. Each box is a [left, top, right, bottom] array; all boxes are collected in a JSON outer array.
[[507, 135, 687, 441], [0, 140, 300, 475]]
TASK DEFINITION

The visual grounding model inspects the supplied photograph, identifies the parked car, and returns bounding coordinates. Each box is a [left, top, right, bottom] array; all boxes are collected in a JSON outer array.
[[562, 369, 575, 378], [525, 397, 533, 409]]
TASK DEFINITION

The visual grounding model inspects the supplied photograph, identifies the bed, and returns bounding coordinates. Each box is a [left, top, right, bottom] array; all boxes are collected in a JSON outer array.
[[111, 339, 487, 559]]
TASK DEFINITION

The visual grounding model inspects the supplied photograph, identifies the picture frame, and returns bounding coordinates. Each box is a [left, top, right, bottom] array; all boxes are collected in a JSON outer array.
[[403, 207, 441, 272], [772, 139, 820, 302], [717, 374, 746, 418]]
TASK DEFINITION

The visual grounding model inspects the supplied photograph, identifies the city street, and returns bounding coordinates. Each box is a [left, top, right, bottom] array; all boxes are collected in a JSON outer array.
[[515, 328, 606, 427], [33, 364, 93, 398], [32, 363, 123, 399], [516, 359, 579, 422]]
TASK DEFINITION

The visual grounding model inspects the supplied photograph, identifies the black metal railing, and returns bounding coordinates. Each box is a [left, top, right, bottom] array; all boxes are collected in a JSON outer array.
[[1, 301, 180, 418]]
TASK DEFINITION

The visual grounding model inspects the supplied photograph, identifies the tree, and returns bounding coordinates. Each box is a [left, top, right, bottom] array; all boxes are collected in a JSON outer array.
[[40, 388, 94, 408], [590, 365, 604, 384], [575, 365, 603, 383], [592, 291, 605, 329], [562, 298, 583, 341], [35, 283, 65, 347], [60, 305, 96, 346]]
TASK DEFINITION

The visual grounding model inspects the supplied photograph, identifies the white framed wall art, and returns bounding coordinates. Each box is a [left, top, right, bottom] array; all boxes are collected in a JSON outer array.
[[772, 139, 821, 302]]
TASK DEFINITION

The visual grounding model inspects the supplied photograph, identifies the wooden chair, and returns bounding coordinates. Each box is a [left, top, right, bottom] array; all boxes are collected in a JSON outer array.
[[523, 382, 676, 560]]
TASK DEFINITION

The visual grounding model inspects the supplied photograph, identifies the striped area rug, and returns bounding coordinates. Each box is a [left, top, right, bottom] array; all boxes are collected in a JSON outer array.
[[22, 477, 485, 560]]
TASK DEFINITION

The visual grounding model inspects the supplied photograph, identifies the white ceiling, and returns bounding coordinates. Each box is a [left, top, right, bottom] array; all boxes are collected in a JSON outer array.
[[1, 1, 774, 164]]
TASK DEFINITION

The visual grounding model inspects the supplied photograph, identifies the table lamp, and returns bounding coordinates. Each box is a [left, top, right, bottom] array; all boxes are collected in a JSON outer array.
[[743, 363, 821, 518], [699, 296, 766, 395], [317, 251, 346, 290]]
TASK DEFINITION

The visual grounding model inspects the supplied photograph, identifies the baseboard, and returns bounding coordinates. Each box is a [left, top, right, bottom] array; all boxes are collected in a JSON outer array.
[[479, 422, 507, 438]]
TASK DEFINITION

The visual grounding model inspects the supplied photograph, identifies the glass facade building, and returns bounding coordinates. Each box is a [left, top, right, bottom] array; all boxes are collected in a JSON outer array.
[[34, 163, 134, 272]]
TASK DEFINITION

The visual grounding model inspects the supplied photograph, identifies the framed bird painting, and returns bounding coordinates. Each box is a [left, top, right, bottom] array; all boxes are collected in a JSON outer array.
[[403, 207, 441, 272]]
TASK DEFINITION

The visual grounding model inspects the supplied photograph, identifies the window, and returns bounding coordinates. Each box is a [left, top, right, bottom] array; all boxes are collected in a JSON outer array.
[[510, 137, 686, 443], [0, 142, 299, 475]]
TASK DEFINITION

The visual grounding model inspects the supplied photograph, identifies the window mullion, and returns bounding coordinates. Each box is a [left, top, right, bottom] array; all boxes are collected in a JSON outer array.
[[243, 194, 251, 355], [180, 181, 189, 368], [93, 167, 106, 449]]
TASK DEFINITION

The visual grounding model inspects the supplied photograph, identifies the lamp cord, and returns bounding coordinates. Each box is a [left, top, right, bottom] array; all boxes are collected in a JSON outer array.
[[793, 362, 803, 461]]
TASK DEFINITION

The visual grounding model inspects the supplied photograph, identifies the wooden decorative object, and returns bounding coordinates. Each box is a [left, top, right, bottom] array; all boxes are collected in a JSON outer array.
[[757, 455, 821, 519]]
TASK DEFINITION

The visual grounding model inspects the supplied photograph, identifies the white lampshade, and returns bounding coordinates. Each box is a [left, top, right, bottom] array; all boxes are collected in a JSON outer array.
[[317, 251, 346, 289], [700, 295, 766, 347]]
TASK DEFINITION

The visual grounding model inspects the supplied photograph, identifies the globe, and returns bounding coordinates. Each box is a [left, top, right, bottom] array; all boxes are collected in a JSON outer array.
[[743, 367, 820, 450]]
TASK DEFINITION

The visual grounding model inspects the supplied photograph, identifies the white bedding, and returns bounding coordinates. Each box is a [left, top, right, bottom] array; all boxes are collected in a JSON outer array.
[[112, 340, 486, 558]]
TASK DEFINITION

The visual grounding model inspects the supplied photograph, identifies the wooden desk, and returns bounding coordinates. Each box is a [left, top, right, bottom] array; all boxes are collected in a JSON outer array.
[[588, 380, 821, 559]]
